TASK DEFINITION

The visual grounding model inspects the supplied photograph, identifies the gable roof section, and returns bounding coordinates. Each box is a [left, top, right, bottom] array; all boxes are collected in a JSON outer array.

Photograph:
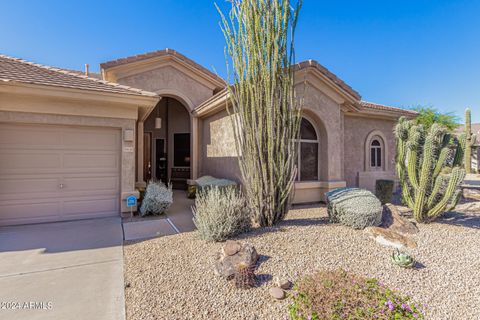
[[294, 60, 361, 101], [100, 49, 225, 86], [0, 54, 158, 97], [359, 101, 418, 117]]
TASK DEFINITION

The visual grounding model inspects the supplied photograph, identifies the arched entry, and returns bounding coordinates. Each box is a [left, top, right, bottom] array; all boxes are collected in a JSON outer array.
[[143, 97, 191, 189]]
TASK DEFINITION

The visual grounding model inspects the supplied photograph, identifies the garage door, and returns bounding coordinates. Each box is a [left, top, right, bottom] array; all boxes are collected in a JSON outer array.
[[0, 123, 121, 226]]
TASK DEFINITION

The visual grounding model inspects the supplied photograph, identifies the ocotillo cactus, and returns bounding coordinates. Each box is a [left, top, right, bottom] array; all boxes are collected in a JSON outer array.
[[395, 117, 466, 222], [464, 108, 477, 174]]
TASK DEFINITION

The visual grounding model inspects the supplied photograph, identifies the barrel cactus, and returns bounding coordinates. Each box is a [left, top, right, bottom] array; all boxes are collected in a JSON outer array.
[[464, 108, 477, 174], [391, 249, 415, 268], [395, 117, 466, 223]]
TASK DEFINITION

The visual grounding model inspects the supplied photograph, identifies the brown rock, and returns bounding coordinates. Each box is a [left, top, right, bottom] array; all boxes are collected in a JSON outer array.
[[214, 242, 258, 278], [365, 226, 417, 249], [463, 188, 480, 201], [382, 204, 419, 235], [224, 240, 241, 256], [274, 278, 292, 290], [269, 287, 285, 300]]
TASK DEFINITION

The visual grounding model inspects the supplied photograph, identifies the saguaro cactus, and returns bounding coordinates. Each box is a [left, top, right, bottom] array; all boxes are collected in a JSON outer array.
[[395, 117, 466, 222], [464, 108, 477, 174]]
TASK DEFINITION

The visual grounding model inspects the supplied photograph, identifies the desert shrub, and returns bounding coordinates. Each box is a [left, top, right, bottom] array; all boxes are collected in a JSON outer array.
[[289, 270, 425, 320], [325, 188, 382, 229], [375, 179, 394, 204], [192, 186, 250, 242], [139, 181, 173, 216]]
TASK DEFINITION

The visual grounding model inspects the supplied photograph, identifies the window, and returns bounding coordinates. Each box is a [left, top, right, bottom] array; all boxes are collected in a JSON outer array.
[[370, 139, 382, 169], [297, 118, 319, 181]]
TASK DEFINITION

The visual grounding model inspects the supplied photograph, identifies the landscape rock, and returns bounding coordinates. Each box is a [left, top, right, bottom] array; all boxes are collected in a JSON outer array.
[[275, 278, 292, 290], [364, 226, 417, 249], [463, 188, 480, 201], [224, 240, 241, 256], [214, 241, 258, 278], [381, 204, 419, 235], [269, 287, 285, 300]]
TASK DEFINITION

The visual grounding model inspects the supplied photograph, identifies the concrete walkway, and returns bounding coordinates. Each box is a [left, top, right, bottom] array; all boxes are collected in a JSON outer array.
[[0, 218, 125, 320], [123, 190, 195, 241]]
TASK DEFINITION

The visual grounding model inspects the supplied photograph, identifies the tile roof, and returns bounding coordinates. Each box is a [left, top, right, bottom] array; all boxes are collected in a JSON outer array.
[[360, 101, 418, 116], [100, 49, 225, 85], [0, 54, 158, 97], [294, 60, 361, 100]]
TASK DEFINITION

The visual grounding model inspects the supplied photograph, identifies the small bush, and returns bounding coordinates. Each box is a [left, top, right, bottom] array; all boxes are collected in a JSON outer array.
[[325, 188, 382, 229], [289, 270, 425, 320], [192, 186, 250, 242], [139, 181, 173, 216], [376, 180, 394, 204]]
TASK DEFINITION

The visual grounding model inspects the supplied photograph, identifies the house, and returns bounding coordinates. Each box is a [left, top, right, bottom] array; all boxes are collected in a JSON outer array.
[[0, 49, 416, 226]]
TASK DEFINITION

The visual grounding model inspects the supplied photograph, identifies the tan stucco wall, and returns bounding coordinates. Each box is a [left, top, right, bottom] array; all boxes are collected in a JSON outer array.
[[199, 109, 240, 181], [0, 93, 139, 213], [114, 65, 213, 109], [344, 115, 397, 192]]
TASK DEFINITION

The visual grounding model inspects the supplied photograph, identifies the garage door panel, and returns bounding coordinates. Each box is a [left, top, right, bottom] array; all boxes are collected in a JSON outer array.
[[0, 201, 60, 221], [63, 153, 119, 170], [0, 177, 60, 198], [62, 130, 120, 150], [62, 176, 119, 193], [62, 197, 119, 216], [0, 125, 62, 147], [0, 152, 62, 172], [0, 123, 121, 226]]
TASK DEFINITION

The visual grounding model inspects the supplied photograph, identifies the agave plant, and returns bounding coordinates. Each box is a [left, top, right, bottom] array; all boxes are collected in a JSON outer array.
[[391, 249, 415, 269]]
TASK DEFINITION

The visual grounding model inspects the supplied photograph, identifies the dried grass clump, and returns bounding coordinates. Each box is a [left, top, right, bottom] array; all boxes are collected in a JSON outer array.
[[192, 186, 250, 242]]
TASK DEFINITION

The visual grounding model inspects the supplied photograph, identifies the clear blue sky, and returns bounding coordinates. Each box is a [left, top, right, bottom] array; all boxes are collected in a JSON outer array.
[[1, 0, 479, 122]]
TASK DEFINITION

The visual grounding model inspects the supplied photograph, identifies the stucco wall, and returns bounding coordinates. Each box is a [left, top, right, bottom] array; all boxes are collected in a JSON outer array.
[[297, 83, 344, 181], [199, 109, 240, 181], [344, 115, 397, 191], [115, 65, 213, 109]]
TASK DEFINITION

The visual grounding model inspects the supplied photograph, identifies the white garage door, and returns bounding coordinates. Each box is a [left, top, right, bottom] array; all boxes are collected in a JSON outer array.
[[0, 123, 121, 226]]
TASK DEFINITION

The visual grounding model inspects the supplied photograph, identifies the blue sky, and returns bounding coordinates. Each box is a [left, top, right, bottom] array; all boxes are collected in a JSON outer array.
[[1, 0, 479, 122]]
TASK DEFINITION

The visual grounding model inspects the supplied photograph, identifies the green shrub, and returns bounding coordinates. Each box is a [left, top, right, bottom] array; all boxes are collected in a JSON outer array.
[[139, 181, 173, 216], [192, 186, 250, 242], [289, 270, 425, 320], [325, 188, 382, 229], [375, 180, 394, 204]]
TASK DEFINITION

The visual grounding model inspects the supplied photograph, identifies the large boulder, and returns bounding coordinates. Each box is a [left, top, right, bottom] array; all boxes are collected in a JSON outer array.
[[325, 188, 383, 229], [214, 241, 258, 278], [381, 204, 419, 235]]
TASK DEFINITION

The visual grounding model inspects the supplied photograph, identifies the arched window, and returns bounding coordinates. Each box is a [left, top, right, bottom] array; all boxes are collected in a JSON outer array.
[[370, 139, 382, 169], [297, 118, 319, 181]]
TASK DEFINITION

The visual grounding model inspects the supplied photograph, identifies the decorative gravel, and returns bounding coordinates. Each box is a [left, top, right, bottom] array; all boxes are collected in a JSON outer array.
[[123, 204, 480, 320]]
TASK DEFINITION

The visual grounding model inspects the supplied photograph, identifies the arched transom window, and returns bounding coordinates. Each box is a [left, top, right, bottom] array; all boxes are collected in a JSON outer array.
[[370, 138, 383, 169], [296, 118, 319, 181]]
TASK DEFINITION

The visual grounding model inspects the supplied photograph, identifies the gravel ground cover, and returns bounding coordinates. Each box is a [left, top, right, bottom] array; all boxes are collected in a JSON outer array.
[[124, 204, 480, 320]]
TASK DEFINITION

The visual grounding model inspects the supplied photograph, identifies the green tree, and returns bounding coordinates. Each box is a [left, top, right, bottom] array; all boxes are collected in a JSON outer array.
[[412, 106, 460, 132], [217, 0, 302, 227]]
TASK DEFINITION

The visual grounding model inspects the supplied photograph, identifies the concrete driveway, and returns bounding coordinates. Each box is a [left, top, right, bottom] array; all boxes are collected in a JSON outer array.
[[0, 218, 125, 320]]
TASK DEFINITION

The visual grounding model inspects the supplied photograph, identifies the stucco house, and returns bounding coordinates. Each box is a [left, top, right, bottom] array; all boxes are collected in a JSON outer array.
[[0, 49, 416, 226]]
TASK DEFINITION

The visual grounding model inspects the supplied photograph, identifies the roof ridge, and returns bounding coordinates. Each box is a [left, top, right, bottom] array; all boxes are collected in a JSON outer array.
[[360, 100, 418, 115], [0, 54, 158, 97], [100, 48, 225, 85]]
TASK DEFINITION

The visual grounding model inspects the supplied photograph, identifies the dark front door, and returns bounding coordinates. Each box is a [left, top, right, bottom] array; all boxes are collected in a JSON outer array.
[[155, 139, 167, 183]]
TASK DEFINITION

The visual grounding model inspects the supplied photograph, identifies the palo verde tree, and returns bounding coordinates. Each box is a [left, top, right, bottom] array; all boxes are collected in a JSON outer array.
[[395, 117, 466, 223], [217, 0, 302, 227]]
